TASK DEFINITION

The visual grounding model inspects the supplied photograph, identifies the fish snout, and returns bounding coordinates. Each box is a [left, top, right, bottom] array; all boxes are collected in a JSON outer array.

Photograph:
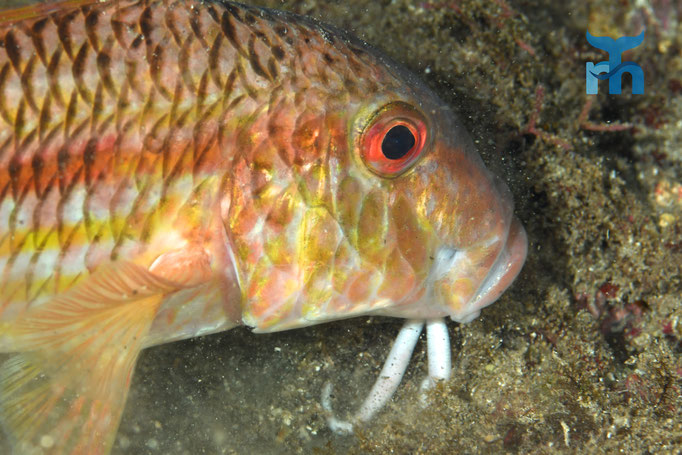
[[432, 217, 527, 323]]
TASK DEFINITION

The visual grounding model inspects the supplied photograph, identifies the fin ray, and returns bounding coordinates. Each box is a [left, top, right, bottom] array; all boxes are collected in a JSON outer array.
[[0, 261, 182, 454]]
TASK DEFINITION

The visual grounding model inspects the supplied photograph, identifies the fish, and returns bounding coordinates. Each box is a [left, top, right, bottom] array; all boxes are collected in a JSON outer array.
[[0, 0, 527, 453]]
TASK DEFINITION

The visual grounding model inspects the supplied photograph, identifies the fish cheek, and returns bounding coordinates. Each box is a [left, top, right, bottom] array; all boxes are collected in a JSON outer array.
[[335, 175, 363, 247], [334, 174, 424, 305], [356, 189, 396, 265], [391, 195, 432, 281], [377, 247, 417, 302]]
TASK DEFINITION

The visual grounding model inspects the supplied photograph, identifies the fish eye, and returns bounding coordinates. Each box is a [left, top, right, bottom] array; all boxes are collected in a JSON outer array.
[[382, 125, 415, 160], [359, 102, 428, 178]]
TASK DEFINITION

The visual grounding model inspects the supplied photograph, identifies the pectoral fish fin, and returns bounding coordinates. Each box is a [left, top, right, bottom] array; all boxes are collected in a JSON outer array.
[[0, 261, 183, 455]]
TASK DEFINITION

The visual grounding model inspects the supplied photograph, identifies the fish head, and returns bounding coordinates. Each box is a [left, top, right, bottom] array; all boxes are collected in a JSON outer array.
[[227, 14, 526, 330], [328, 80, 528, 323]]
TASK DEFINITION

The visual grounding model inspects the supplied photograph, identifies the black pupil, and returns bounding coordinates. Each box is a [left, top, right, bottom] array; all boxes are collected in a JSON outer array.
[[381, 125, 415, 160]]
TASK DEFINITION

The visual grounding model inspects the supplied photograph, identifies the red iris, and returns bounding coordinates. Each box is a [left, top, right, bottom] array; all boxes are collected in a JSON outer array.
[[360, 103, 428, 178]]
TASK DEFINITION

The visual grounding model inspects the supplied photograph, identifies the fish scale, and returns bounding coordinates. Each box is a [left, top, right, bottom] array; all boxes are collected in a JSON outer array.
[[0, 0, 368, 317], [0, 1, 527, 453]]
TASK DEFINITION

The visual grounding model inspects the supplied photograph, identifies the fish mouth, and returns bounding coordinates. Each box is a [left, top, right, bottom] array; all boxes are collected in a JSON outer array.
[[388, 217, 527, 322], [450, 217, 528, 323]]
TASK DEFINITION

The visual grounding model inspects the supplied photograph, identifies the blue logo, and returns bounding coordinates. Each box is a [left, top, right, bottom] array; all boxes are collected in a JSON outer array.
[[586, 31, 644, 95]]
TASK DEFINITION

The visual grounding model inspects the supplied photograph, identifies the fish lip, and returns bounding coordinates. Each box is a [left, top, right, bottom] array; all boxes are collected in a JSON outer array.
[[383, 218, 526, 322], [452, 217, 528, 323]]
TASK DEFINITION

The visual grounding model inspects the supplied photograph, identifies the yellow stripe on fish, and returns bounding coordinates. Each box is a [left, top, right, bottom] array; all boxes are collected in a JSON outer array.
[[0, 0, 527, 453]]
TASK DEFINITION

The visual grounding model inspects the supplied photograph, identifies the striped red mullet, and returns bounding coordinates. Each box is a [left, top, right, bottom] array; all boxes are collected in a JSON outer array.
[[0, 0, 527, 453]]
